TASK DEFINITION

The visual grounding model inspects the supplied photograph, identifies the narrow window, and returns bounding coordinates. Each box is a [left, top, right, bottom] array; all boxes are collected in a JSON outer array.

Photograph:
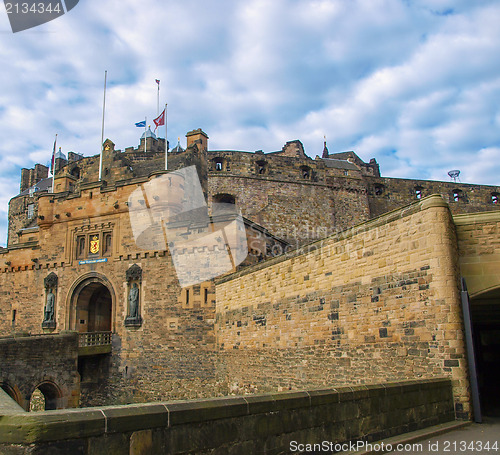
[[12, 309, 16, 323], [215, 161, 223, 171], [374, 184, 384, 196], [186, 289, 190, 306], [453, 189, 463, 202], [103, 232, 112, 256], [204, 288, 208, 305], [415, 186, 423, 199], [492, 193, 499, 204], [27, 204, 35, 218], [76, 236, 86, 259]]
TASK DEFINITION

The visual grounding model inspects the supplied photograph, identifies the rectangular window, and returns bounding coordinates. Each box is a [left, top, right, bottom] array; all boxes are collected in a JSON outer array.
[[186, 289, 190, 306], [27, 204, 34, 218], [204, 288, 208, 305]]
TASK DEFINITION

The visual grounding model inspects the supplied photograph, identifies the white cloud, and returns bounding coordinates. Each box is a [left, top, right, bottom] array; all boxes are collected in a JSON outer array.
[[0, 0, 499, 246]]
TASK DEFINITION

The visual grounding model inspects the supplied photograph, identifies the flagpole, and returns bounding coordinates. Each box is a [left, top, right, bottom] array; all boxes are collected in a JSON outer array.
[[99, 70, 107, 182], [157, 80, 160, 116], [144, 118, 147, 154], [165, 103, 168, 170], [51, 133, 57, 193]]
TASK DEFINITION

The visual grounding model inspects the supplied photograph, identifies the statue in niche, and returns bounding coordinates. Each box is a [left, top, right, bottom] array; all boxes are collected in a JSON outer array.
[[44, 289, 55, 322], [128, 283, 139, 319]]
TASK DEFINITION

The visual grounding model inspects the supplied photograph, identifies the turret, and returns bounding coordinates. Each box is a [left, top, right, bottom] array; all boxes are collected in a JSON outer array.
[[186, 129, 208, 152]]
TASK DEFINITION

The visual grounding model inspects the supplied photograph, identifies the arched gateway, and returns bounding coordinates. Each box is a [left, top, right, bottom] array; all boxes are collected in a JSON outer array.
[[67, 273, 116, 333]]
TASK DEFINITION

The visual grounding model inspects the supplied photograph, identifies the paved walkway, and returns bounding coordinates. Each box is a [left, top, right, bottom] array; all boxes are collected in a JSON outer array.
[[388, 417, 500, 454], [343, 417, 500, 455]]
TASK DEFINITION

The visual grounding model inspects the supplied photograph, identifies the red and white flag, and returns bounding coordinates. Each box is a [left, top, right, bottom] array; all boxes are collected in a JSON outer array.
[[155, 79, 160, 86], [153, 109, 165, 131]]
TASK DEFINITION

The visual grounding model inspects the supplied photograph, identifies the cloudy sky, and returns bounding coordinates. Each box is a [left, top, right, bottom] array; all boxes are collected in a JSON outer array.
[[0, 0, 499, 245]]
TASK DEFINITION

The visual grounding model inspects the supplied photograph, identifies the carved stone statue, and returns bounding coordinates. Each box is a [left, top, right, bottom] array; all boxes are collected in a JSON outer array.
[[128, 283, 139, 319], [44, 290, 55, 322]]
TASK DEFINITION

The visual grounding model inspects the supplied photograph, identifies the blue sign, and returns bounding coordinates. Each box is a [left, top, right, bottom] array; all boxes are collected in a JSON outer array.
[[79, 258, 108, 265]]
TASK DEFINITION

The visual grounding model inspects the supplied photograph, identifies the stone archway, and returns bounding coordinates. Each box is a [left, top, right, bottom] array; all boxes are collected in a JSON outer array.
[[29, 381, 63, 411], [1, 382, 22, 408], [67, 273, 116, 333]]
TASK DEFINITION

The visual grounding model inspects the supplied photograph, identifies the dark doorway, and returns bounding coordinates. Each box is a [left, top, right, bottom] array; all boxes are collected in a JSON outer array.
[[471, 288, 500, 416], [75, 282, 112, 333]]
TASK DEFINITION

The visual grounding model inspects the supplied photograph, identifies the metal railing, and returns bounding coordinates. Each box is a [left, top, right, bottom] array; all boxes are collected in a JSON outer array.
[[78, 331, 112, 348]]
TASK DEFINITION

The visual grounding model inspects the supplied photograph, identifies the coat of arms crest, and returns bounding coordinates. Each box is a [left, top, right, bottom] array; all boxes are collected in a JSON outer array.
[[90, 235, 99, 255]]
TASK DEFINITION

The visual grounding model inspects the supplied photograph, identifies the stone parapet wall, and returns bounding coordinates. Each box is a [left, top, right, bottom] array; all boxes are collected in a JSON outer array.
[[0, 379, 454, 455], [366, 176, 500, 219]]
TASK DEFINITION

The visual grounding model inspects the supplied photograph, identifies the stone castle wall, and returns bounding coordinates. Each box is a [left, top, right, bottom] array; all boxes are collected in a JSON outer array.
[[3, 129, 500, 412], [215, 195, 471, 418], [0, 332, 80, 411], [454, 210, 500, 297]]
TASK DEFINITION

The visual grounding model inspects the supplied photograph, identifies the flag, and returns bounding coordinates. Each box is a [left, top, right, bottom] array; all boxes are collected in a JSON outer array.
[[153, 109, 165, 131], [155, 79, 160, 85], [135, 120, 146, 128]]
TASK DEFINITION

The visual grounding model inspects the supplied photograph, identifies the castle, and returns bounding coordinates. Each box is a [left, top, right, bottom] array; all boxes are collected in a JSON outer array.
[[1, 128, 499, 421]]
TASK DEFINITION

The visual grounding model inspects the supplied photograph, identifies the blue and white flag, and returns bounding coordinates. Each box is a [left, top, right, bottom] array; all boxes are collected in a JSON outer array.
[[135, 120, 146, 128]]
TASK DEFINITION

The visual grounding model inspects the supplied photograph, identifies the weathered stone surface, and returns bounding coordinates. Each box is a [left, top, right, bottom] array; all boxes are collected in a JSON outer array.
[[1, 126, 498, 416], [215, 197, 471, 417], [0, 379, 455, 454], [0, 332, 79, 411]]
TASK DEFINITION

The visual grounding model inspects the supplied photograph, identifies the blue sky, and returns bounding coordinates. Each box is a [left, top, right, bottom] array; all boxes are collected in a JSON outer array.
[[0, 0, 500, 245]]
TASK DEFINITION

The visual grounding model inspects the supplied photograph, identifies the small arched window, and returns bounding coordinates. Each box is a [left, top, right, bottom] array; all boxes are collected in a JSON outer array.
[[452, 189, 463, 202], [256, 160, 268, 175], [415, 186, 423, 199], [300, 165, 311, 180], [70, 167, 80, 179], [212, 193, 236, 215], [213, 193, 236, 205], [374, 184, 384, 196], [492, 192, 499, 204]]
